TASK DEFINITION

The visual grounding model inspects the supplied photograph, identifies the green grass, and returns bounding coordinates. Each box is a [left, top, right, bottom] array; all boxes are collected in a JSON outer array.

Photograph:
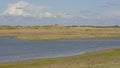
[[0, 26, 120, 40], [0, 48, 120, 68]]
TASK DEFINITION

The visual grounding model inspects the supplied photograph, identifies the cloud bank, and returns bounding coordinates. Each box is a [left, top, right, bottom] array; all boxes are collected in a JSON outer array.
[[3, 1, 46, 17], [2, 1, 73, 19]]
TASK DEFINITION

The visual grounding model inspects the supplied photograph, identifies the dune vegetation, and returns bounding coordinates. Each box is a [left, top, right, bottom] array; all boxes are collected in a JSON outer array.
[[0, 26, 120, 40], [0, 48, 120, 68]]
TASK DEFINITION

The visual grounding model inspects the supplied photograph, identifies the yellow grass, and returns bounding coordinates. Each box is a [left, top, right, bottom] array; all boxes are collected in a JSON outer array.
[[0, 26, 120, 40]]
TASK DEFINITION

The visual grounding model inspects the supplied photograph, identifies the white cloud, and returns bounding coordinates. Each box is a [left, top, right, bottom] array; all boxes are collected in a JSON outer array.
[[2, 1, 74, 19], [56, 13, 73, 18], [4, 1, 30, 16], [3, 1, 46, 17], [43, 12, 54, 18]]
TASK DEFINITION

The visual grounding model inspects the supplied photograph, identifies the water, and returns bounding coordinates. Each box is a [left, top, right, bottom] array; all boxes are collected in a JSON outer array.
[[0, 37, 120, 63]]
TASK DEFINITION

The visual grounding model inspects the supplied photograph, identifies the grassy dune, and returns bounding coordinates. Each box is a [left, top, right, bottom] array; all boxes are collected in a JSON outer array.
[[0, 48, 120, 68], [0, 26, 120, 40]]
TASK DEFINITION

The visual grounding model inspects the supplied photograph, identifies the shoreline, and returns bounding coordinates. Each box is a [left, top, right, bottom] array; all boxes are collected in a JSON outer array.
[[1, 36, 120, 41], [0, 48, 117, 64], [0, 51, 86, 64], [0, 48, 120, 68]]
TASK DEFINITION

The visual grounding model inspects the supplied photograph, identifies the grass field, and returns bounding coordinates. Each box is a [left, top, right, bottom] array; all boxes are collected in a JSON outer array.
[[0, 48, 120, 68], [0, 26, 120, 40]]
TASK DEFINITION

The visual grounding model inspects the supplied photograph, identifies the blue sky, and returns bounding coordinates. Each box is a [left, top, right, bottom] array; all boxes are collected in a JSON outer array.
[[1, 0, 119, 13], [0, 0, 120, 26]]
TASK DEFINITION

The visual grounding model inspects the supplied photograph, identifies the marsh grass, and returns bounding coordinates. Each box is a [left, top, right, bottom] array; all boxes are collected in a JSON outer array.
[[0, 26, 120, 40], [0, 48, 120, 68]]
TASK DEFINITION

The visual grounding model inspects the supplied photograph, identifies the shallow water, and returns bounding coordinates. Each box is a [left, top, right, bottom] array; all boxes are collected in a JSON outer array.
[[0, 37, 120, 63]]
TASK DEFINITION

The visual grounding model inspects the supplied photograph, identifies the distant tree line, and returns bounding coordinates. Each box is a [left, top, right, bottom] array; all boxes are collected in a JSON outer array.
[[0, 24, 119, 28]]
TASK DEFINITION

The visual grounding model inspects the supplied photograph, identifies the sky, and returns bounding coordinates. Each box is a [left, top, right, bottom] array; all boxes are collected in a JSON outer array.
[[0, 0, 120, 26]]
